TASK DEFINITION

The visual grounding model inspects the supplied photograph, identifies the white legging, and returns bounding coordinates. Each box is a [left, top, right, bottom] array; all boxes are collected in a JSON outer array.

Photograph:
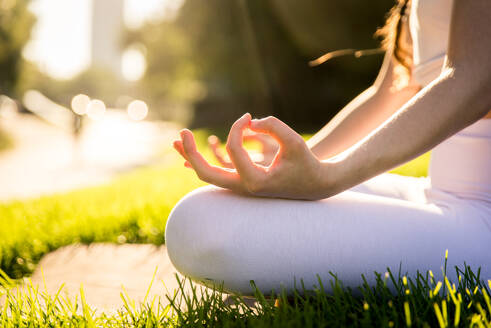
[[165, 120, 491, 295]]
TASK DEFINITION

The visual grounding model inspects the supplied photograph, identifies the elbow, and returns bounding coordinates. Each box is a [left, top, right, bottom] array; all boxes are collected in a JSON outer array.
[[440, 65, 491, 120]]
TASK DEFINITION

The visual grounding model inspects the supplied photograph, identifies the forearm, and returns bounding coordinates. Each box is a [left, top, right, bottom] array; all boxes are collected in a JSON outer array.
[[307, 57, 419, 160], [307, 86, 378, 159], [322, 67, 491, 197]]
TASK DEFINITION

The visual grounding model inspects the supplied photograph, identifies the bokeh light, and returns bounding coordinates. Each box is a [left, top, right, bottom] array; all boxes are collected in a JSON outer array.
[[87, 99, 106, 120], [121, 46, 146, 81], [71, 94, 90, 115], [127, 100, 148, 121]]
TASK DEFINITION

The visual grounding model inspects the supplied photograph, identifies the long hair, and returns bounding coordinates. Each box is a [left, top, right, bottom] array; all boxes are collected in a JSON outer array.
[[311, 0, 412, 71], [376, 0, 412, 75], [310, 0, 413, 88]]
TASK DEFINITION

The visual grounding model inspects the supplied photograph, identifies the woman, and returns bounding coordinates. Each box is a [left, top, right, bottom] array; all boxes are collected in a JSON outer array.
[[167, 0, 491, 295]]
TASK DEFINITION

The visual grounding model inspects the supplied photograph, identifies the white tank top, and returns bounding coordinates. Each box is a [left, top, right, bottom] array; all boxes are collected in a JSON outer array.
[[409, 0, 453, 86]]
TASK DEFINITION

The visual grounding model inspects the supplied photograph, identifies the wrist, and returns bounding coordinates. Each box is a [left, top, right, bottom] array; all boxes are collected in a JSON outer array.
[[318, 157, 350, 198]]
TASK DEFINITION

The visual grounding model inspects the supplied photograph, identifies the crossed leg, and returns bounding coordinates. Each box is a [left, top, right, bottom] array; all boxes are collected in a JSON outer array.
[[165, 174, 491, 295]]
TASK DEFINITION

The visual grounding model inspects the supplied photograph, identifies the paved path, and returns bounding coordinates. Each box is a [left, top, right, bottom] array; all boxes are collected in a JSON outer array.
[[28, 244, 194, 312], [25, 244, 254, 313], [0, 112, 180, 201]]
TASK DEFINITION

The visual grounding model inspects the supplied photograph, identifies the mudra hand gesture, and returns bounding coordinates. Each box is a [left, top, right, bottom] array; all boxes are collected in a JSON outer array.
[[173, 113, 331, 200]]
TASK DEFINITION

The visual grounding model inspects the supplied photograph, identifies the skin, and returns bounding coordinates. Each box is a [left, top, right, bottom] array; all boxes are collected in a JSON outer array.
[[307, 55, 422, 161], [174, 0, 491, 200]]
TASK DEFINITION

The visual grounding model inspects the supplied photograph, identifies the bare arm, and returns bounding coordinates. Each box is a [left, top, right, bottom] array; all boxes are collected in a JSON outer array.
[[324, 0, 491, 196], [308, 52, 421, 160]]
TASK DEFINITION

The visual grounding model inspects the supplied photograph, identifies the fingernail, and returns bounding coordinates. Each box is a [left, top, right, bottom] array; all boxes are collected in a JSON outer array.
[[180, 129, 191, 139]]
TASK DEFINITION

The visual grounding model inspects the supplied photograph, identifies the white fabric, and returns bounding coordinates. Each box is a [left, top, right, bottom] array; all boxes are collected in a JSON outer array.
[[430, 119, 491, 203], [166, 119, 491, 295], [409, 0, 453, 86], [166, 176, 491, 295]]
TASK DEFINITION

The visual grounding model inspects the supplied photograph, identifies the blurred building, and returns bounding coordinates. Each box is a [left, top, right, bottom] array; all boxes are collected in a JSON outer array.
[[91, 0, 124, 77]]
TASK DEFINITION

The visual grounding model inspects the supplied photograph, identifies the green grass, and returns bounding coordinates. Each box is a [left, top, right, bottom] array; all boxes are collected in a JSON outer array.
[[390, 152, 431, 177], [1, 261, 491, 327], [0, 164, 203, 278], [0, 130, 457, 327]]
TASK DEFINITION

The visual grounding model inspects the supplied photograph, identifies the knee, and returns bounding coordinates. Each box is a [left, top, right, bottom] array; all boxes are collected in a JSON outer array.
[[165, 186, 232, 283]]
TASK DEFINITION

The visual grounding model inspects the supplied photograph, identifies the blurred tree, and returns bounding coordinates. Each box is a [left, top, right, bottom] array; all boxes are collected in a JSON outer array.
[[270, 0, 394, 56], [125, 22, 196, 106], [126, 0, 270, 126], [0, 0, 35, 97]]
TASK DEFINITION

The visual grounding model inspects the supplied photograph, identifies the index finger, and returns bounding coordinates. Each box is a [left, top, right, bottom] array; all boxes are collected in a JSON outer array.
[[249, 116, 303, 157], [249, 116, 298, 145], [225, 113, 263, 180], [180, 129, 242, 190]]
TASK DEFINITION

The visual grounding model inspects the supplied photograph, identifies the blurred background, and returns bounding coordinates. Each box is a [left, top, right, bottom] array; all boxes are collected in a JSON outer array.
[[0, 0, 394, 200]]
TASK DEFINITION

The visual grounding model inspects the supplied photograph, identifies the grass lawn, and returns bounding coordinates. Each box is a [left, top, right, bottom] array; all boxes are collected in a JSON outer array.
[[1, 131, 490, 327], [1, 258, 490, 327]]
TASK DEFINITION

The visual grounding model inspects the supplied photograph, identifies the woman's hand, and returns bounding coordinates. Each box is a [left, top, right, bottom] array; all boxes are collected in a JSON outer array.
[[208, 131, 279, 168], [173, 113, 334, 200]]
